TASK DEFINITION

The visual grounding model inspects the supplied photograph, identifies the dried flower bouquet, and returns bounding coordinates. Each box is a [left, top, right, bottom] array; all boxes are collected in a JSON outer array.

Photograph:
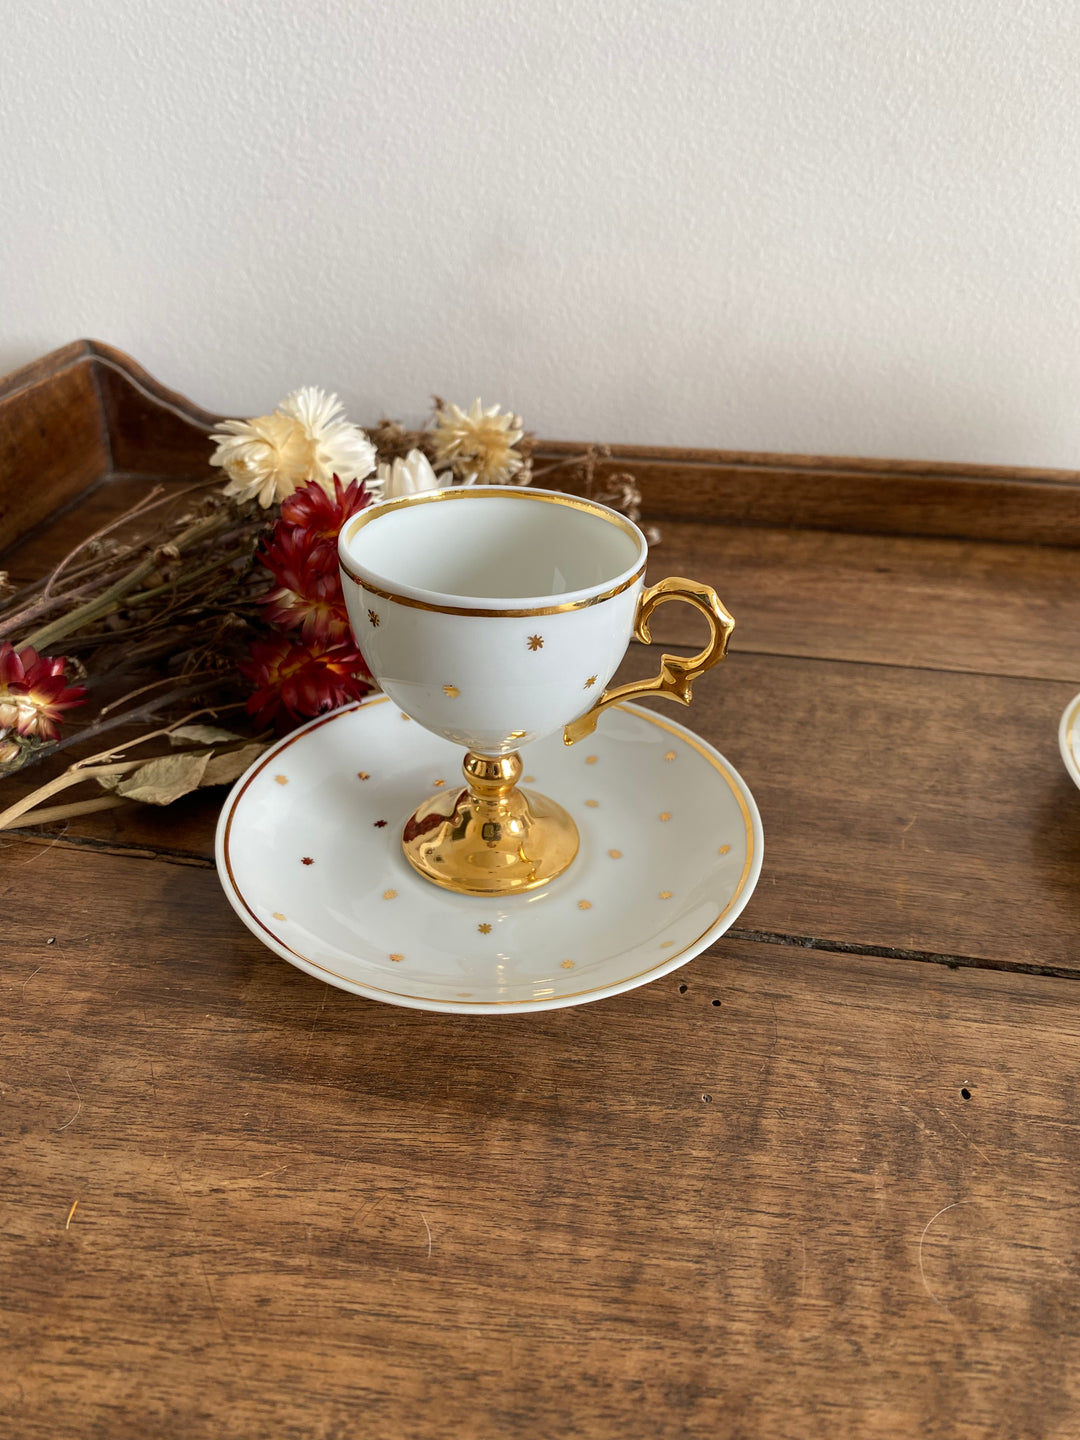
[[0, 388, 646, 832]]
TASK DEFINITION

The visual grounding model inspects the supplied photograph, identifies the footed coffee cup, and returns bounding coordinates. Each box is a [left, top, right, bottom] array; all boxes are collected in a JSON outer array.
[[339, 486, 734, 897]]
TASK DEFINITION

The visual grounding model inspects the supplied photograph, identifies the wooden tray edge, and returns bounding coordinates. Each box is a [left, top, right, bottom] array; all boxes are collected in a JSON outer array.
[[3, 341, 1080, 551]]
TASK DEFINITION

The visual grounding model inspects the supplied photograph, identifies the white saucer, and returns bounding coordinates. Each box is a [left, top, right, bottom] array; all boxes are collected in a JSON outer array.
[[215, 697, 763, 1014], [1059, 693, 1080, 790]]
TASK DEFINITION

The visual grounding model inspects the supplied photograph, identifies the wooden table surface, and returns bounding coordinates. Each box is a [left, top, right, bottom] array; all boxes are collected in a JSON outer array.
[[5, 382, 1080, 1437]]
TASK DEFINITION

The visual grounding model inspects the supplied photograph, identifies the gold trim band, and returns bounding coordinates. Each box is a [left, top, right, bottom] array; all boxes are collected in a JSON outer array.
[[220, 699, 758, 1009], [339, 487, 647, 618], [341, 558, 647, 616]]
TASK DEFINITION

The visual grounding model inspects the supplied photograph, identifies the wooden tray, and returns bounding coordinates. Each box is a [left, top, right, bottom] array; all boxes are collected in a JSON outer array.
[[5, 340, 1080, 1440]]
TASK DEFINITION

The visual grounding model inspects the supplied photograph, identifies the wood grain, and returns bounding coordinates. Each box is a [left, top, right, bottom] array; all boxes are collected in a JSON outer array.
[[91, 340, 217, 479], [0, 339, 215, 557], [3, 845, 1080, 1440], [695, 652, 1080, 973], [543, 439, 1080, 547], [1, 475, 196, 580], [0, 344, 109, 553], [643, 521, 1080, 681], [7, 645, 1080, 977]]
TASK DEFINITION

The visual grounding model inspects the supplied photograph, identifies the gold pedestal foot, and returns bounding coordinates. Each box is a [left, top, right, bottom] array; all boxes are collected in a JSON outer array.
[[401, 750, 579, 897]]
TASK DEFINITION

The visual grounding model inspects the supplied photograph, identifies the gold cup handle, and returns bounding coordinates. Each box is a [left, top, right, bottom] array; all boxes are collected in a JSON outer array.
[[563, 576, 735, 745]]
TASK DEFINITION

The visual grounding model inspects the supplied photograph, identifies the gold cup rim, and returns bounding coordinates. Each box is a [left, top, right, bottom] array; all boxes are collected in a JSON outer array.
[[338, 485, 648, 618]]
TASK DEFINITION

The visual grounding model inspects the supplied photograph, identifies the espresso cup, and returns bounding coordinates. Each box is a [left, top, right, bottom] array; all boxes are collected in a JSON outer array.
[[338, 486, 734, 896]]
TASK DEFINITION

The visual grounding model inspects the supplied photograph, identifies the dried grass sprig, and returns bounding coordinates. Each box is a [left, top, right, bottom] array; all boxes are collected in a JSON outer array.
[[0, 704, 255, 831]]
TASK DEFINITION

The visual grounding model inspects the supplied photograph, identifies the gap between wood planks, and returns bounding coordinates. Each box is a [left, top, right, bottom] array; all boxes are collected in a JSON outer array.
[[726, 928, 1080, 982], [652, 638, 1080, 687], [3, 829, 215, 867], [634, 636, 1078, 688]]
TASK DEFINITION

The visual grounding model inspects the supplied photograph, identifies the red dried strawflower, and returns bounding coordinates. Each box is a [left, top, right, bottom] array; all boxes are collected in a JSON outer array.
[[0, 642, 86, 742], [280, 475, 371, 554], [243, 476, 375, 727], [239, 634, 372, 730], [260, 525, 351, 643]]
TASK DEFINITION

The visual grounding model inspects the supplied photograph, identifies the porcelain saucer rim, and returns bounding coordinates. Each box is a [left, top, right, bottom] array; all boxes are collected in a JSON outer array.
[[213, 697, 764, 1013], [1058, 691, 1080, 790]]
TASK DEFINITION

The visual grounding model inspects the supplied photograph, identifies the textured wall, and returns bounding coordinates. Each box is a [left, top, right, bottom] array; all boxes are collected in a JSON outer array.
[[2, 0, 1078, 465]]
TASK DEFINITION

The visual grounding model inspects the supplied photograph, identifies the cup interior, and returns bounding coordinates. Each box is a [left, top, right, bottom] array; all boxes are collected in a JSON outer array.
[[342, 490, 643, 603]]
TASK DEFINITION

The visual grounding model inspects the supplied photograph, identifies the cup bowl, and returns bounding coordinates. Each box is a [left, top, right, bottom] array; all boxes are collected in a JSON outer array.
[[338, 487, 648, 754]]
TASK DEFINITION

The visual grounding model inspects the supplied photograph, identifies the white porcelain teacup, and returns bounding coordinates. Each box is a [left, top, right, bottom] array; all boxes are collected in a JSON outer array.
[[338, 486, 734, 896]]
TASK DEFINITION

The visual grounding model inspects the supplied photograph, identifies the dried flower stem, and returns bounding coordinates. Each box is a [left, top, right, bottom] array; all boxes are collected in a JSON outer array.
[[8, 795, 131, 826], [0, 570, 129, 641], [8, 680, 239, 779], [0, 481, 225, 641], [22, 555, 161, 651], [0, 705, 244, 830], [23, 510, 227, 652], [0, 554, 141, 640], [98, 671, 215, 716], [40, 484, 167, 598], [530, 455, 586, 483], [0, 756, 154, 830], [61, 683, 240, 750], [121, 543, 257, 614]]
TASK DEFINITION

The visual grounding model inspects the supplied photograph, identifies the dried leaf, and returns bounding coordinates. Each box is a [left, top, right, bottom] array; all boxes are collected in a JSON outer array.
[[94, 739, 268, 804], [202, 743, 266, 787], [168, 723, 241, 746], [114, 751, 211, 805]]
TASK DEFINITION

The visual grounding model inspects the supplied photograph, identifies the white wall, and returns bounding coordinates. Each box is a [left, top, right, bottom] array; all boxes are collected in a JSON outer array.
[[2, 0, 1078, 467]]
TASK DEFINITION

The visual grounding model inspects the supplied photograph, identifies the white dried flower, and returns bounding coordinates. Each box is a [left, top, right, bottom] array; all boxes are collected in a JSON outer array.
[[430, 399, 525, 484], [370, 448, 453, 502], [209, 387, 376, 508]]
